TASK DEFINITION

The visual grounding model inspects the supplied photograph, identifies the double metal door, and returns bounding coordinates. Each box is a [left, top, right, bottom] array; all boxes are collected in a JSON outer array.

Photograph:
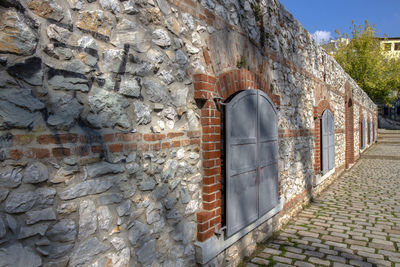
[[321, 110, 335, 174], [225, 90, 279, 237]]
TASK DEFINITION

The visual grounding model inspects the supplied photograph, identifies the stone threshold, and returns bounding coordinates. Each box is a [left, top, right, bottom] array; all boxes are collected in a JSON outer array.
[[194, 200, 283, 265]]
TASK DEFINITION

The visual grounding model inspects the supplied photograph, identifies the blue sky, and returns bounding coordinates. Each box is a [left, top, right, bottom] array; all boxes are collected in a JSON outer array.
[[279, 0, 400, 43]]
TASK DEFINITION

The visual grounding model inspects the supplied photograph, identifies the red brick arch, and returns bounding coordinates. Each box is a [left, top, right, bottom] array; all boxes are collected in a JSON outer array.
[[313, 100, 334, 174], [344, 82, 354, 168], [193, 69, 280, 242]]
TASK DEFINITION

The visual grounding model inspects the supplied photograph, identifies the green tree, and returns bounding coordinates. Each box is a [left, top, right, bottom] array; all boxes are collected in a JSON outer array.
[[330, 21, 400, 104]]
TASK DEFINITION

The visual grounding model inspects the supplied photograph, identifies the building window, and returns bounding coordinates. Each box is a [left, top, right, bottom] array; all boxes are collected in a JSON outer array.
[[384, 43, 392, 51], [395, 43, 400, 51]]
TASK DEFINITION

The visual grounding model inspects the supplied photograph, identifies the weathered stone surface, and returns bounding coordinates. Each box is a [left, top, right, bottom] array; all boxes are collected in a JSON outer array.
[[175, 49, 187, 66], [116, 200, 131, 217], [143, 77, 170, 104], [5, 214, 17, 233], [0, 167, 22, 188], [87, 88, 131, 129], [7, 57, 43, 86], [136, 239, 155, 265], [76, 10, 114, 38], [28, 0, 64, 21], [44, 44, 73, 60], [57, 202, 77, 215], [46, 219, 76, 242], [87, 161, 125, 178], [147, 49, 164, 64], [48, 74, 89, 92], [97, 206, 112, 231], [119, 76, 141, 97], [66, 0, 83, 10], [180, 187, 190, 204], [110, 236, 126, 251], [0, 243, 41, 267], [35, 188, 56, 207], [182, 13, 194, 30], [26, 207, 56, 225], [122, 0, 138, 14], [152, 184, 168, 200], [79, 200, 97, 239], [99, 0, 120, 13], [59, 179, 113, 200], [138, 178, 156, 191], [47, 24, 72, 43], [37, 243, 73, 259], [5, 191, 37, 213], [101, 49, 124, 73], [0, 8, 37, 55], [23, 162, 48, 184], [152, 29, 171, 47], [18, 223, 49, 239], [47, 93, 83, 129], [0, 217, 6, 238], [128, 220, 150, 246], [134, 101, 151, 125], [186, 43, 200, 54], [170, 83, 188, 107], [70, 237, 110, 267], [110, 20, 151, 52], [98, 193, 123, 205], [161, 159, 178, 180], [0, 189, 9, 202], [156, 0, 171, 15], [106, 247, 130, 267], [0, 88, 44, 112], [0, 100, 40, 129]]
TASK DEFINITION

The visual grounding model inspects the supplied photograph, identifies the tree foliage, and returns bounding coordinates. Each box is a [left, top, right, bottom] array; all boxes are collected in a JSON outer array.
[[329, 21, 400, 104]]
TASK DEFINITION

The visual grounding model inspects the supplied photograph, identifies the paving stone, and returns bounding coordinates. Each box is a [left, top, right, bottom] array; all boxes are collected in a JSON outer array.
[[285, 247, 303, 254], [294, 261, 315, 267], [308, 257, 330, 266], [349, 260, 372, 267], [262, 247, 281, 255], [366, 258, 392, 266], [272, 256, 292, 264], [327, 255, 347, 263], [304, 250, 325, 258], [319, 248, 338, 255], [333, 263, 353, 267], [284, 251, 306, 260], [251, 257, 269, 265]]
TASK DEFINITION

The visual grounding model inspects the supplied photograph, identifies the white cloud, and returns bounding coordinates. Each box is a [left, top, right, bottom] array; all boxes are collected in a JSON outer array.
[[312, 30, 332, 44]]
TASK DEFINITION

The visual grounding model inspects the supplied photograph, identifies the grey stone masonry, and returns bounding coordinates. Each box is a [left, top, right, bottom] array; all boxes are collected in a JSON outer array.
[[247, 130, 400, 267]]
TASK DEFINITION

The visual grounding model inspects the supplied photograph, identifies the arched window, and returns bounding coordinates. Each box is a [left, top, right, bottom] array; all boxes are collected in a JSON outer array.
[[321, 110, 335, 174]]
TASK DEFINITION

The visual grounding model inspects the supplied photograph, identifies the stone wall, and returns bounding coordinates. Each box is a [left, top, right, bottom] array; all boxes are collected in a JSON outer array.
[[0, 0, 377, 266]]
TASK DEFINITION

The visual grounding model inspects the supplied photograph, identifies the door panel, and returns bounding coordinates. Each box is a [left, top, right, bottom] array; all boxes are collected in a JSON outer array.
[[226, 91, 258, 237]]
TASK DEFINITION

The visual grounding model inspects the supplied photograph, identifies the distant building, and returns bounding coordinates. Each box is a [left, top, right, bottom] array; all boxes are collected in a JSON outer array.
[[379, 37, 400, 59]]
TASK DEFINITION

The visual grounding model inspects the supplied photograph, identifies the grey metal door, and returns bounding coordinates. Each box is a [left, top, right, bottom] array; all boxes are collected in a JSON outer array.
[[225, 90, 278, 237], [361, 119, 366, 148], [368, 120, 372, 144], [373, 121, 376, 141], [321, 110, 335, 174]]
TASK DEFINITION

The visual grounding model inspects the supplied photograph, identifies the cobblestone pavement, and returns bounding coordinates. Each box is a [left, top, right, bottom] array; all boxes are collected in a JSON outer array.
[[246, 130, 400, 267]]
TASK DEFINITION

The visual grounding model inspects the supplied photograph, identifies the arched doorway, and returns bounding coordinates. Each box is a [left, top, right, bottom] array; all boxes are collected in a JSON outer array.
[[224, 89, 279, 237], [345, 97, 354, 168]]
